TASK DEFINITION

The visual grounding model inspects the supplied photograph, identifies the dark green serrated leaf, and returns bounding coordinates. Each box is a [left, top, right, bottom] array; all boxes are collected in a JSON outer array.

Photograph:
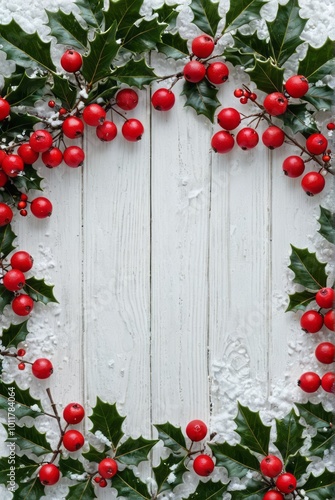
[[89, 398, 125, 448], [274, 409, 304, 462], [76, 0, 104, 28], [154, 422, 187, 455], [86, 78, 118, 103], [232, 32, 271, 61], [82, 23, 118, 85], [298, 38, 335, 83], [303, 84, 334, 111], [104, 0, 143, 41], [189, 0, 221, 38], [12, 164, 44, 192], [266, 0, 307, 66], [111, 469, 150, 499], [16, 475, 45, 500], [121, 18, 166, 53], [0, 19, 56, 72], [1, 321, 29, 349], [288, 245, 327, 291], [246, 57, 284, 94], [234, 403, 271, 456], [113, 59, 157, 89], [285, 452, 310, 481], [0, 112, 40, 142], [229, 478, 267, 499], [24, 277, 58, 305], [157, 32, 189, 60], [153, 455, 187, 494], [181, 79, 220, 122], [0, 286, 13, 314], [309, 425, 335, 458], [154, 3, 179, 29], [67, 478, 97, 500], [187, 480, 228, 499], [5, 73, 47, 107], [0, 224, 16, 258], [225, 0, 266, 33], [0, 380, 43, 419], [0, 454, 39, 485], [318, 206, 335, 244], [282, 103, 318, 137], [82, 443, 108, 463], [224, 48, 255, 69], [5, 424, 52, 456], [116, 436, 158, 466], [59, 456, 86, 479], [302, 468, 335, 500], [209, 442, 260, 479], [286, 290, 316, 312], [295, 401, 334, 430], [52, 74, 78, 110], [46, 10, 88, 49]]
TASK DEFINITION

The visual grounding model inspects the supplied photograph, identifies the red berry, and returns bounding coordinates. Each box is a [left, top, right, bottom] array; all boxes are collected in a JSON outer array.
[[63, 403, 85, 424], [263, 92, 288, 116], [327, 122, 335, 130], [234, 88, 243, 98], [17, 144, 39, 164], [20, 209, 28, 217], [98, 458, 118, 479], [31, 197, 53, 218], [262, 126, 285, 149], [236, 127, 259, 150], [3, 269, 26, 292], [62, 429, 85, 451], [300, 309, 323, 333], [20, 193, 28, 201], [260, 455, 283, 478], [193, 455, 215, 476], [39, 464, 60, 486], [324, 309, 335, 331], [12, 294, 34, 316], [59, 107, 67, 116], [29, 130, 53, 153], [94, 476, 102, 483], [2, 154, 25, 177], [10, 251, 33, 272], [42, 147, 63, 168], [151, 88, 175, 111], [0, 170, 8, 187], [191, 35, 215, 58], [321, 372, 335, 393], [83, 104, 106, 126], [115, 88, 138, 110], [275, 473, 297, 494], [206, 62, 229, 85], [0, 202, 13, 226], [315, 287, 334, 309], [62, 116, 84, 139], [60, 50, 82, 73], [122, 119, 144, 142], [217, 108, 241, 130], [183, 60, 206, 83], [301, 171, 325, 196], [17, 348, 26, 357], [298, 372, 321, 393], [18, 362, 25, 370], [211, 131, 235, 153], [17, 201, 27, 210], [48, 100, 55, 108], [32, 358, 53, 379], [99, 478, 107, 487], [0, 97, 10, 120], [263, 491, 284, 500], [322, 154, 331, 163], [240, 96, 248, 104], [282, 155, 305, 177], [306, 133, 328, 155], [96, 121, 117, 142], [315, 342, 335, 364], [249, 92, 257, 101], [285, 75, 309, 98], [185, 419, 207, 442], [63, 146, 85, 168]]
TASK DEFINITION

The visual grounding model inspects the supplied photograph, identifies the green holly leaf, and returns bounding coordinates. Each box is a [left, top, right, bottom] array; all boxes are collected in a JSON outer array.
[[296, 401, 334, 428], [187, 480, 228, 499], [189, 0, 221, 38], [24, 277, 58, 305], [52, 74, 78, 110], [288, 245, 327, 291], [298, 38, 335, 84], [225, 0, 267, 33], [181, 79, 220, 122], [113, 59, 157, 89], [285, 452, 311, 481], [0, 19, 56, 72], [303, 84, 334, 111], [115, 436, 158, 466], [274, 409, 304, 462], [285, 290, 316, 312], [0, 454, 39, 484], [246, 57, 284, 94], [302, 469, 335, 500], [154, 422, 187, 455], [5, 424, 52, 456], [82, 23, 119, 86], [0, 224, 16, 258], [0, 112, 40, 142], [229, 478, 267, 499], [224, 48, 255, 70], [234, 403, 271, 456], [282, 104, 318, 137], [232, 32, 271, 62], [318, 206, 335, 244], [0, 380, 43, 419], [12, 164, 44, 192], [266, 0, 307, 66], [1, 319, 30, 349], [46, 9, 88, 49], [86, 78, 118, 103], [153, 455, 187, 494], [16, 475, 45, 499], [121, 18, 166, 53], [154, 3, 179, 29], [67, 478, 97, 500], [111, 469, 151, 499], [104, 0, 143, 41], [209, 442, 260, 479], [157, 33, 189, 60], [89, 398, 125, 448], [82, 443, 108, 463], [5, 73, 47, 107], [59, 456, 87, 479], [76, 0, 104, 28], [0, 286, 13, 314], [309, 424, 335, 458]]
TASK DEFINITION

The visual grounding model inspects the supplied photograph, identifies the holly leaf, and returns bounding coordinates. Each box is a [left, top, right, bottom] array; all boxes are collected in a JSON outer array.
[[181, 79, 220, 122], [86, 77, 118, 103], [154, 422, 187, 455], [113, 59, 157, 89], [115, 436, 158, 466], [285, 290, 315, 312], [52, 74, 78, 110], [309, 425, 335, 458], [285, 452, 311, 480], [274, 409, 304, 462], [302, 469, 335, 500], [89, 398, 125, 448], [5, 424, 52, 456], [282, 104, 318, 137], [0, 380, 43, 419], [246, 57, 284, 94], [0, 286, 13, 314], [24, 277, 58, 305], [0, 224, 16, 258], [82, 22, 119, 86], [234, 403, 271, 456], [153, 455, 187, 494], [209, 442, 260, 478], [0, 19, 56, 72], [288, 245, 327, 291], [16, 475, 45, 499], [154, 3, 179, 29], [295, 401, 334, 431], [318, 206, 335, 244], [225, 0, 267, 33], [232, 32, 271, 61], [5, 73, 47, 107], [104, 0, 143, 41], [303, 84, 334, 111], [111, 469, 151, 499], [67, 478, 97, 500], [298, 38, 335, 84], [76, 0, 104, 28], [157, 33, 189, 60], [0, 454, 39, 484], [0, 112, 40, 142], [82, 443, 108, 463], [266, 0, 307, 66], [1, 321, 29, 348], [229, 478, 267, 499], [187, 480, 228, 499], [189, 0, 221, 38], [121, 18, 166, 53], [46, 9, 88, 49], [59, 456, 86, 479], [12, 164, 44, 192], [224, 48, 255, 69]]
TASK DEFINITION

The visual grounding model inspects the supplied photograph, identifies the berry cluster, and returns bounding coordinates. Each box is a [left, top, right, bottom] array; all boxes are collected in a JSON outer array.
[[185, 419, 215, 477], [260, 455, 297, 499]]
